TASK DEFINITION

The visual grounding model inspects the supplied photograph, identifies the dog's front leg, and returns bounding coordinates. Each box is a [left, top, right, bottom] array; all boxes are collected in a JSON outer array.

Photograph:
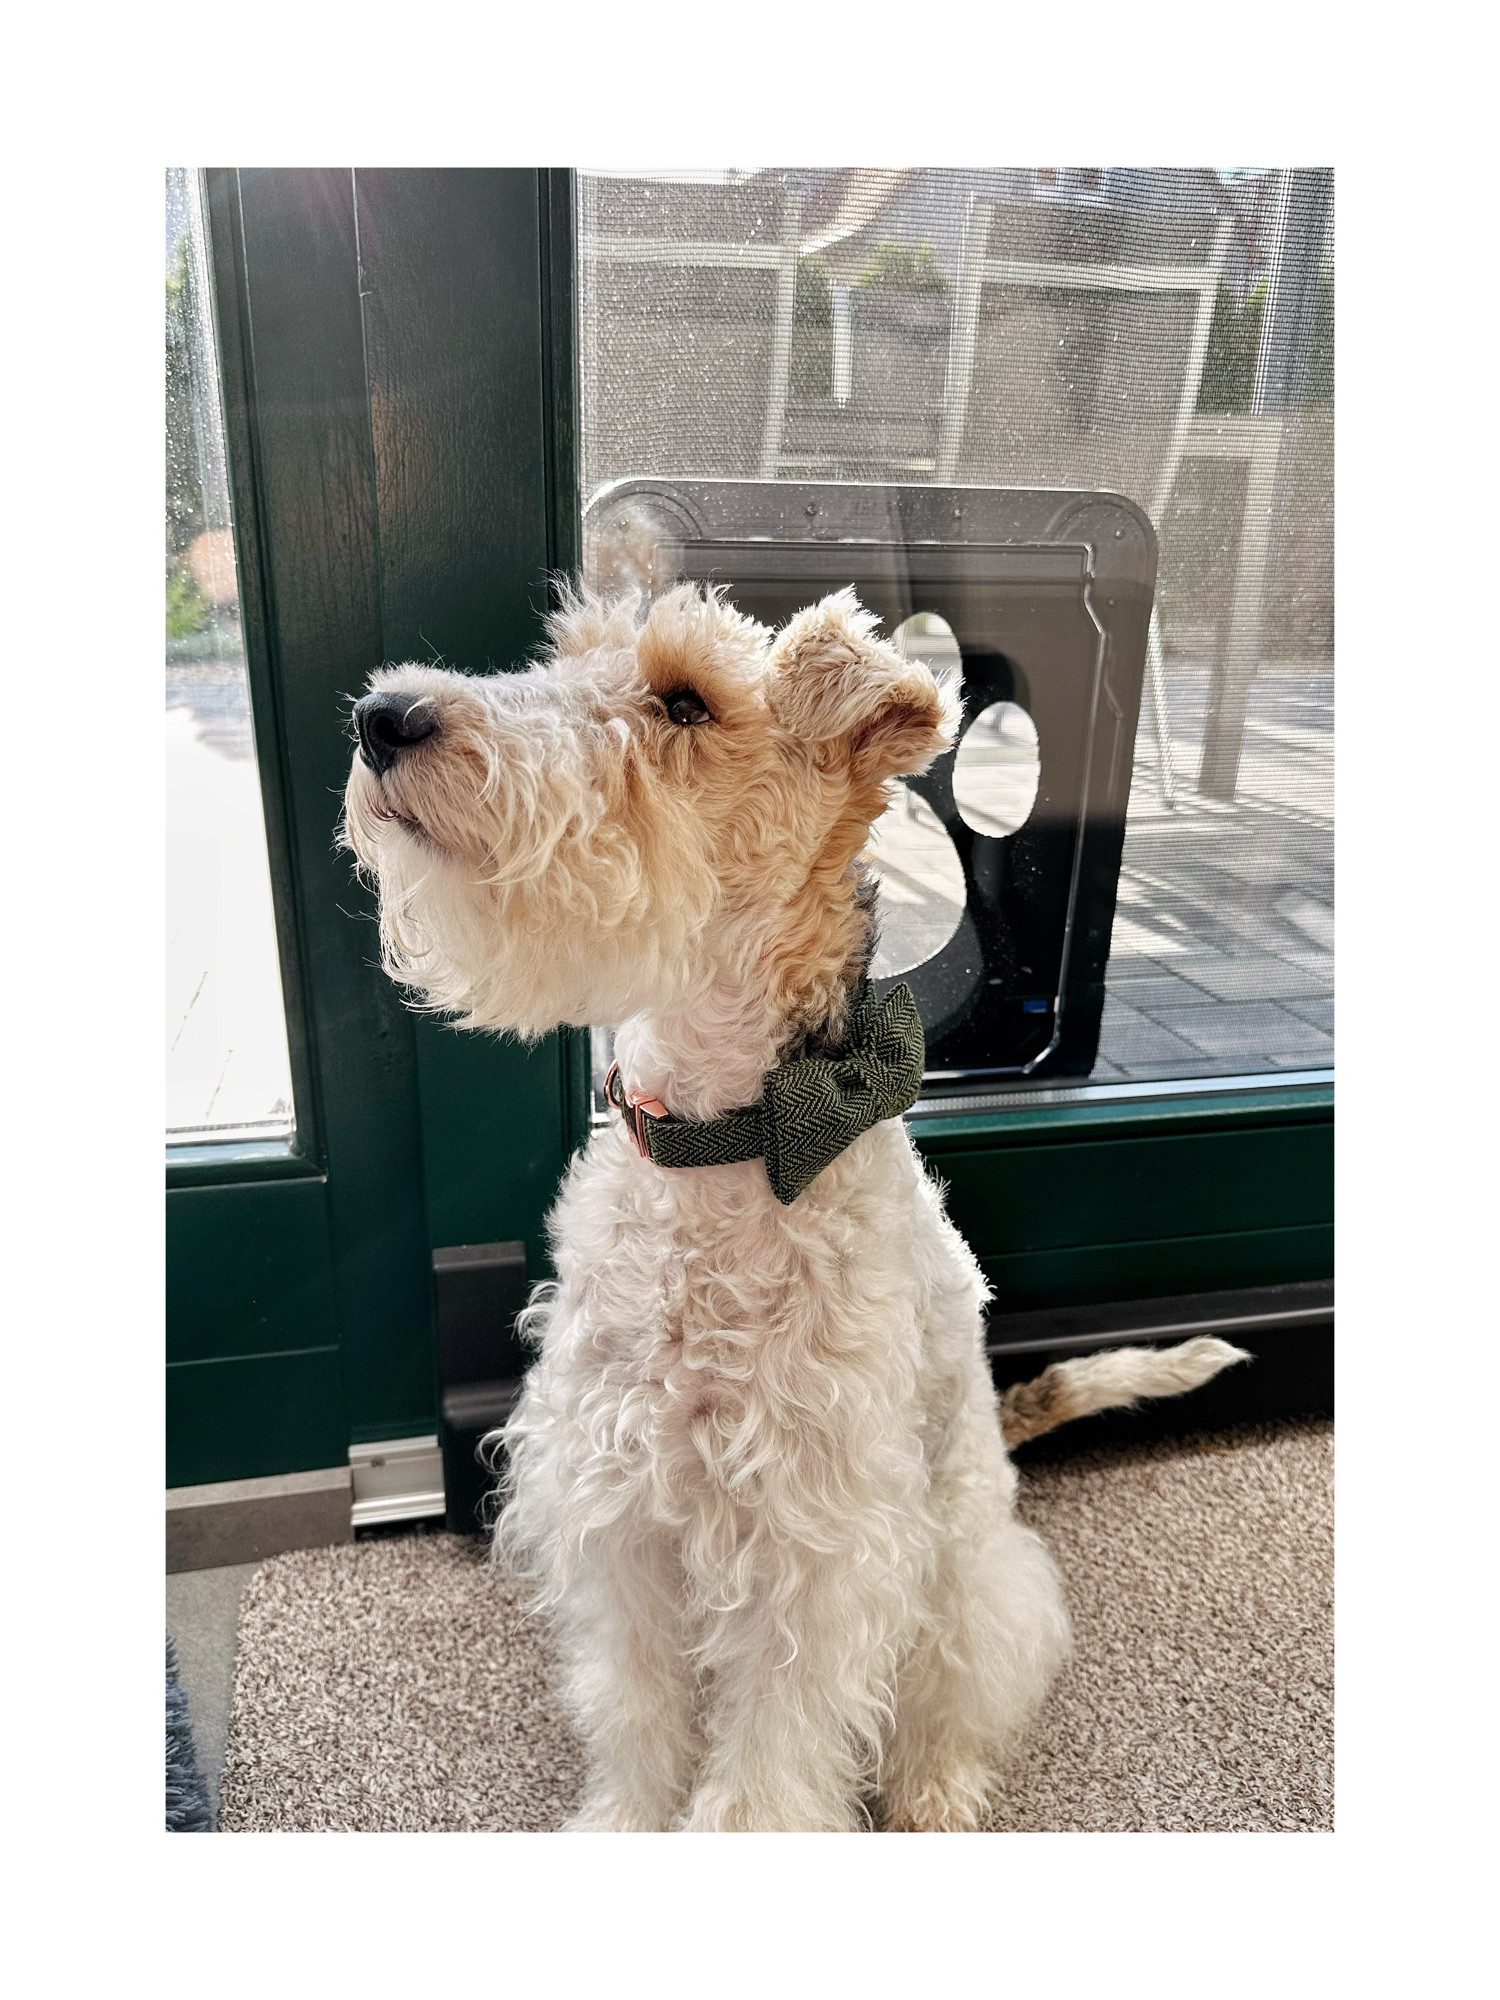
[[881, 1391, 1072, 1832], [680, 1552, 903, 1832], [555, 1530, 702, 1832]]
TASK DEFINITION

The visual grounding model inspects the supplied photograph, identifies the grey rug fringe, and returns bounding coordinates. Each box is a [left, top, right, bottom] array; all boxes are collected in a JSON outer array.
[[166, 1635, 213, 1832]]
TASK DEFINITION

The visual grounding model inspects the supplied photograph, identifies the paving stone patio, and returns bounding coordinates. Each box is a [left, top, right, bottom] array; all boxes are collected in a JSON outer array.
[[1092, 663, 1333, 1080]]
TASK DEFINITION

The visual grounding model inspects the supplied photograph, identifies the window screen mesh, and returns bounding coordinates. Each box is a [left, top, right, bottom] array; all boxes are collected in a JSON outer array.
[[577, 168, 1333, 1085]]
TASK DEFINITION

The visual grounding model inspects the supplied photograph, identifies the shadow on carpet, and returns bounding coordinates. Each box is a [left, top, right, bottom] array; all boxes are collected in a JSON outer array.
[[219, 1418, 1332, 1833]]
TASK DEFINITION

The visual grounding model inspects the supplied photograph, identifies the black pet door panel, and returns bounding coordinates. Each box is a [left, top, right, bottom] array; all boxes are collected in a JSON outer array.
[[585, 482, 1157, 1089]]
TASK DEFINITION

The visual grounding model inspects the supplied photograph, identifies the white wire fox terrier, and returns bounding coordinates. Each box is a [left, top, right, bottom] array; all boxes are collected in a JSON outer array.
[[344, 584, 1247, 1833]]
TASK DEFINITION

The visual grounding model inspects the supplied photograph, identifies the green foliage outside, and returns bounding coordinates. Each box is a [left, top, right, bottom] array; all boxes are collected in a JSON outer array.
[[167, 558, 207, 640], [1196, 265, 1334, 414], [1196, 282, 1266, 414], [857, 239, 949, 294], [166, 234, 208, 644], [791, 239, 951, 399], [1304, 265, 1334, 402], [791, 253, 834, 397], [794, 252, 833, 327]]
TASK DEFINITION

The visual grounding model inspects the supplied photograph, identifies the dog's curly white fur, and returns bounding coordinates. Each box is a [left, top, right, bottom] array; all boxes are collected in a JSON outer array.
[[344, 584, 1247, 1832]]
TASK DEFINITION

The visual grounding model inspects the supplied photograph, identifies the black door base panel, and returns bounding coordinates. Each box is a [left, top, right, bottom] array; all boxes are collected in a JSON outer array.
[[989, 1281, 1333, 1459]]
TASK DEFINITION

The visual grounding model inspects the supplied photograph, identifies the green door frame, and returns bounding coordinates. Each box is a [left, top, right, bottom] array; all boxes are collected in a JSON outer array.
[[166, 167, 1331, 1491], [167, 168, 586, 1487]]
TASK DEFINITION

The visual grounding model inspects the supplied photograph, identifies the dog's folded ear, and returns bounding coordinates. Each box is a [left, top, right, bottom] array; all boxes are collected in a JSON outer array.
[[765, 590, 960, 778]]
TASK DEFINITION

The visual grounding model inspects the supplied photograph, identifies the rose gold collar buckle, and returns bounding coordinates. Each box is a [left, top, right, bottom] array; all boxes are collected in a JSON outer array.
[[603, 1062, 670, 1162]]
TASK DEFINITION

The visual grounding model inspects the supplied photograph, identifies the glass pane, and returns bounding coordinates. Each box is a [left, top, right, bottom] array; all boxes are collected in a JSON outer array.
[[577, 168, 1333, 1094], [166, 169, 296, 1144]]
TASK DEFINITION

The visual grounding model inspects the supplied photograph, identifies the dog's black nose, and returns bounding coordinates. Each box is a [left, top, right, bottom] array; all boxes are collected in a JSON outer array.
[[354, 691, 440, 776]]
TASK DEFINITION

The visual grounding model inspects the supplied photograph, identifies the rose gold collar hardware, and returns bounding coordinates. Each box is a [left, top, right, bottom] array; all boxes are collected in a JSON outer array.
[[603, 1061, 670, 1161]]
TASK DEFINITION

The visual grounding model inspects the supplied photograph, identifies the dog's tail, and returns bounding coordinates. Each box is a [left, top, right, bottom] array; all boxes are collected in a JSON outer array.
[[999, 1336, 1252, 1447]]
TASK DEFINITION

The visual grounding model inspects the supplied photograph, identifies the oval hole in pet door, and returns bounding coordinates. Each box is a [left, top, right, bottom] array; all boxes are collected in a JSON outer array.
[[953, 701, 1040, 838], [866, 783, 966, 979], [890, 609, 963, 678]]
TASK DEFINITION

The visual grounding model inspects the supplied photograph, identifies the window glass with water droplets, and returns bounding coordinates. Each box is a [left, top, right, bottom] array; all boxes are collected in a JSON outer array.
[[166, 169, 296, 1144], [576, 169, 1332, 1098]]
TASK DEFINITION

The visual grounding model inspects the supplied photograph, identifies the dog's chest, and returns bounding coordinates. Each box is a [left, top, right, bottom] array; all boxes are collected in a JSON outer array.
[[579, 1186, 856, 1382], [543, 1134, 927, 1482]]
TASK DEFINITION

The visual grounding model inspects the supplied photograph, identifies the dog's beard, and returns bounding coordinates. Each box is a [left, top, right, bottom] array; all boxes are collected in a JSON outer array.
[[354, 810, 718, 1037]]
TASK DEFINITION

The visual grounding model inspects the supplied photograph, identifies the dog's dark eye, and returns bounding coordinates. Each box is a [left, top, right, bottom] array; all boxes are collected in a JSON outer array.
[[663, 687, 713, 727]]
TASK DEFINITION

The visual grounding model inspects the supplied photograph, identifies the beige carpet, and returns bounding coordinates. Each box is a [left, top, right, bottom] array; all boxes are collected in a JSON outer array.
[[218, 1419, 1332, 1833]]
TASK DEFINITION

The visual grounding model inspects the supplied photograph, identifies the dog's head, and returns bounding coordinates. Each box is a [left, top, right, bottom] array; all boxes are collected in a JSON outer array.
[[342, 585, 959, 1036]]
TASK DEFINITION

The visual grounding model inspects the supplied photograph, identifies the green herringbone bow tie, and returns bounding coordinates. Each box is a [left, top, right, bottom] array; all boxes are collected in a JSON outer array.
[[604, 981, 925, 1205]]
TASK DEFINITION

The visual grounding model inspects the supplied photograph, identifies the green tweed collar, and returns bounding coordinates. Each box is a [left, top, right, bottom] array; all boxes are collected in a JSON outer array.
[[604, 980, 925, 1206]]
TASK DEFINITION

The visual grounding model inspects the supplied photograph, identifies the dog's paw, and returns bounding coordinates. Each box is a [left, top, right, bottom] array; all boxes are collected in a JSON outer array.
[[563, 1794, 674, 1832], [881, 1769, 993, 1833], [679, 1787, 863, 1833]]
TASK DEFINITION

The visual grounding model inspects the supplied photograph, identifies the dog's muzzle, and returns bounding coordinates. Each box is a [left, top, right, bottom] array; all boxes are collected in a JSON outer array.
[[354, 692, 441, 776]]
